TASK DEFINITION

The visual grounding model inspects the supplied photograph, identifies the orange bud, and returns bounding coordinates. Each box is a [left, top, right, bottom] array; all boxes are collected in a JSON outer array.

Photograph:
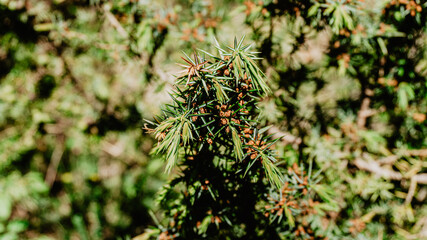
[[413, 113, 426, 123], [225, 126, 230, 133], [220, 118, 228, 125], [261, 8, 268, 15]]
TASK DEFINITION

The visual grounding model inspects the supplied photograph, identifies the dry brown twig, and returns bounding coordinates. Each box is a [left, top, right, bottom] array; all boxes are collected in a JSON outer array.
[[45, 135, 65, 187], [104, 9, 129, 38], [357, 89, 376, 129], [354, 157, 427, 184], [405, 176, 418, 205]]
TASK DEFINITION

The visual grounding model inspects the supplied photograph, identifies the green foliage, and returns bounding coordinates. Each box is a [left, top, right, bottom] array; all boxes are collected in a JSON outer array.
[[144, 38, 333, 239], [0, 0, 228, 239], [241, 0, 427, 239], [0, 0, 426, 239]]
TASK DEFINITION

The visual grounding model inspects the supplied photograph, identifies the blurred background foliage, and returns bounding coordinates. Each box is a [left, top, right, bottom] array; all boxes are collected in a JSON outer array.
[[0, 0, 426, 239]]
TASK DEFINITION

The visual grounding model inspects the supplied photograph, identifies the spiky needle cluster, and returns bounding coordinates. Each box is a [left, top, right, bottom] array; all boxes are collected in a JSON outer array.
[[147, 37, 282, 188], [144, 37, 292, 239]]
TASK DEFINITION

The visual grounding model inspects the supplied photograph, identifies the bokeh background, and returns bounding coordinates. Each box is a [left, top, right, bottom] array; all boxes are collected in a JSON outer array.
[[0, 0, 426, 239]]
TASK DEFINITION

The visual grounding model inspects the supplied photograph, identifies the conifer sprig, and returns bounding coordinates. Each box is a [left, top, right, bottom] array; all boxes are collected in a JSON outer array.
[[148, 37, 283, 186]]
